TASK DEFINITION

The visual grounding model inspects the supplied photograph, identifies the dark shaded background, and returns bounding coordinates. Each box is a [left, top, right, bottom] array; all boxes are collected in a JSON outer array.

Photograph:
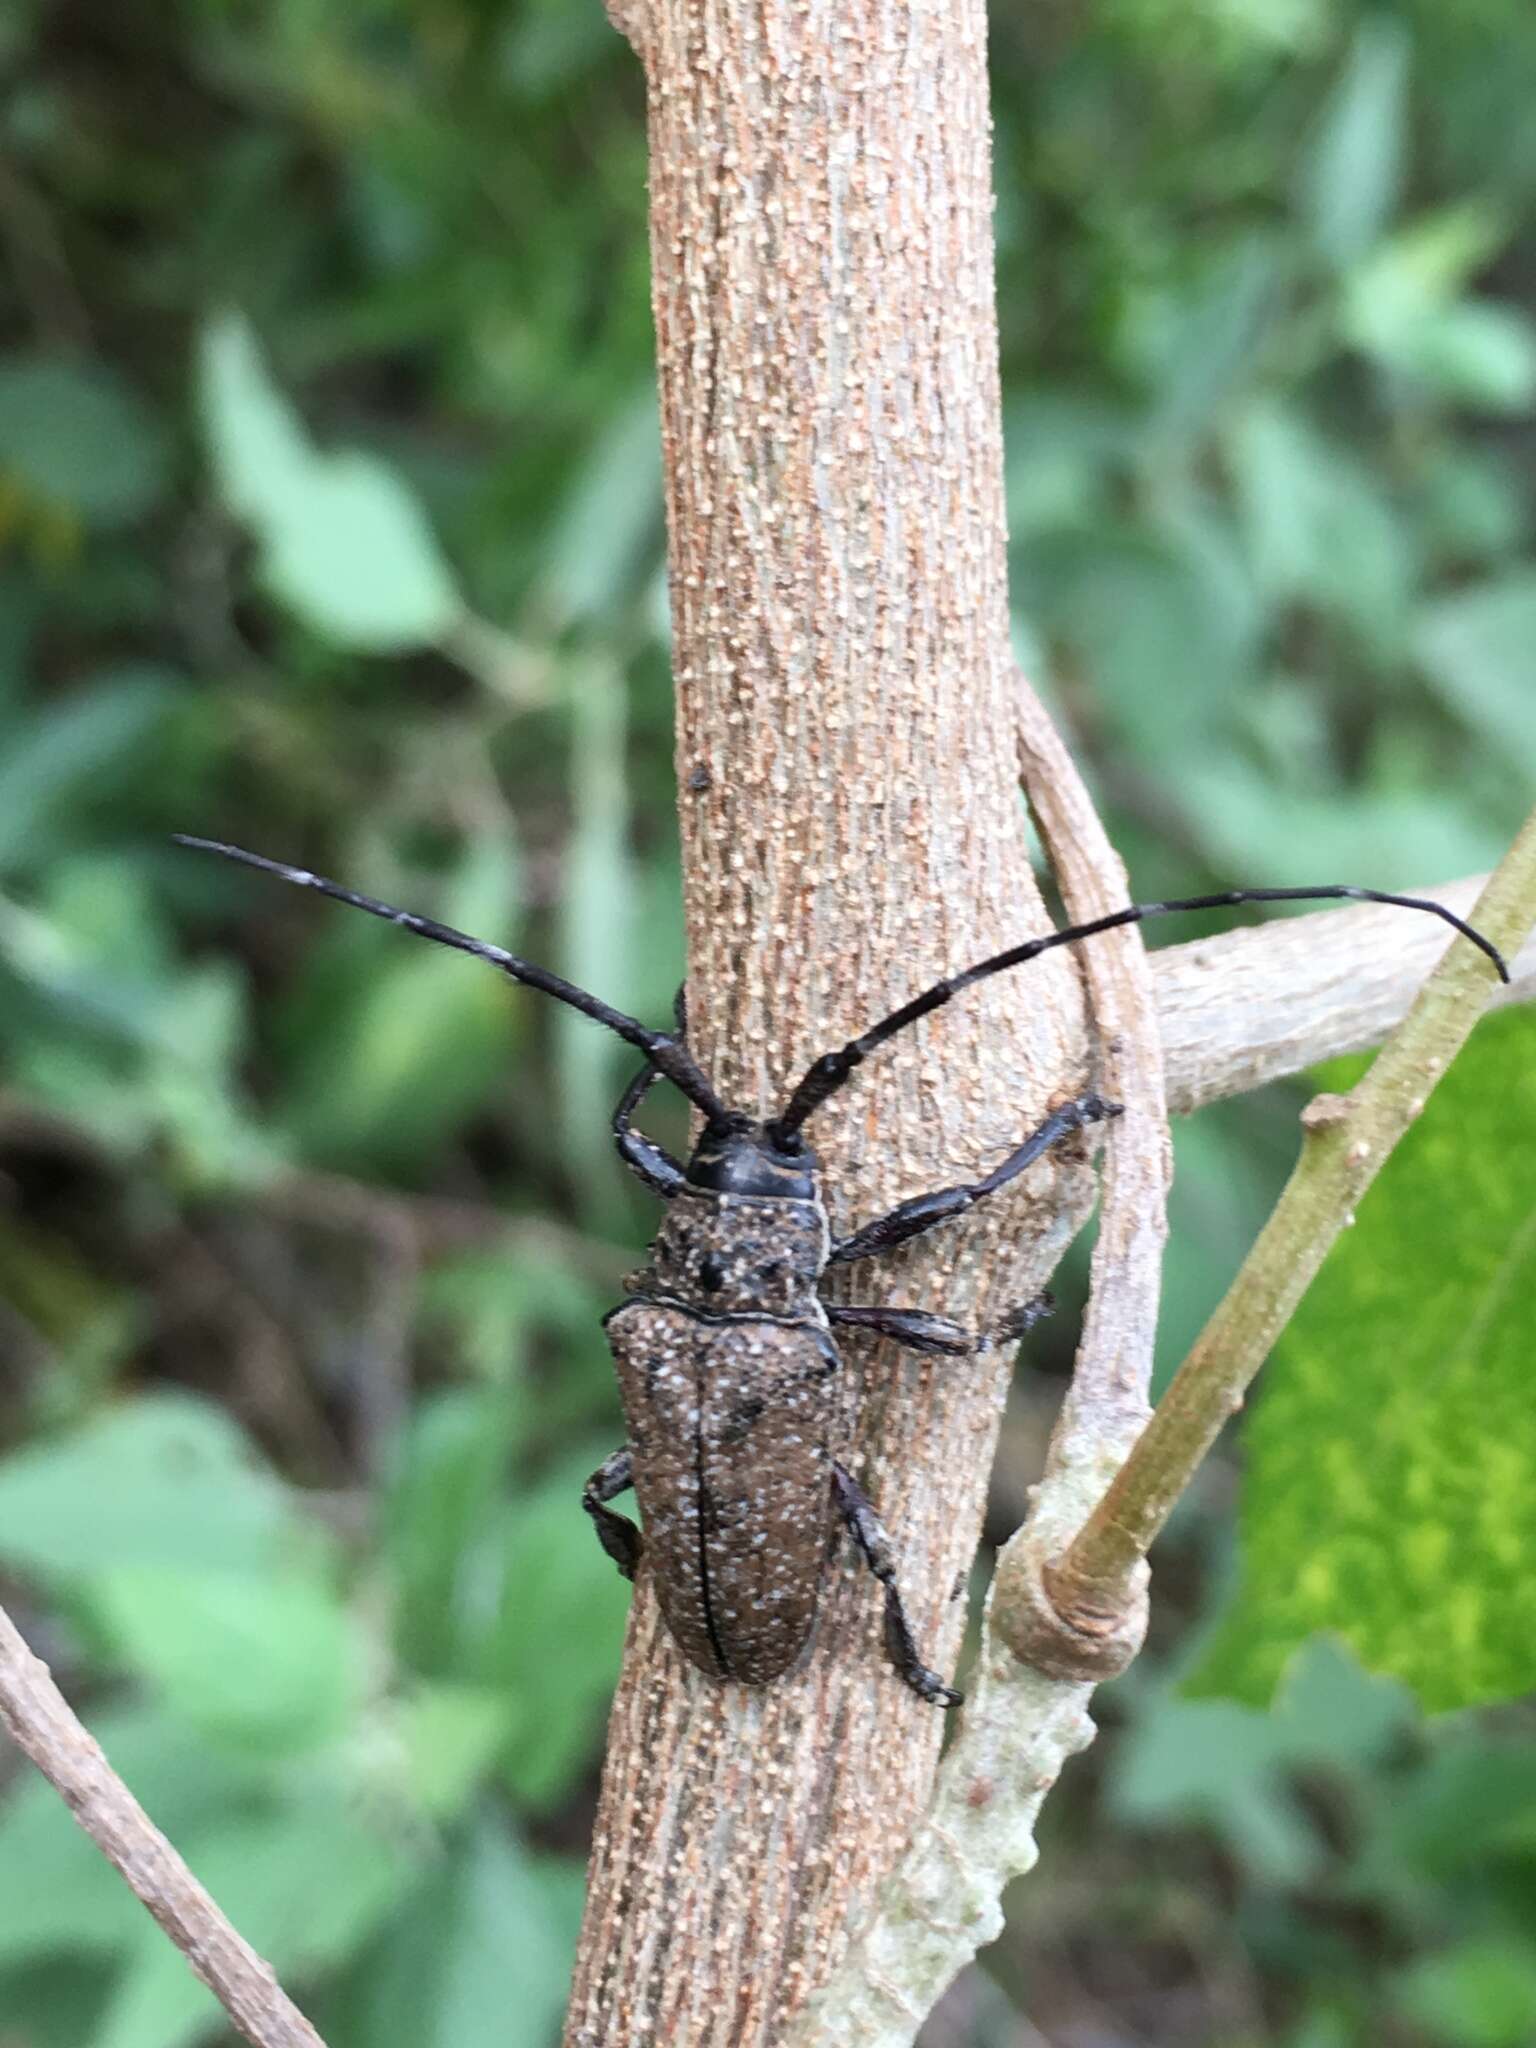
[[1, 3, 1535, 2044]]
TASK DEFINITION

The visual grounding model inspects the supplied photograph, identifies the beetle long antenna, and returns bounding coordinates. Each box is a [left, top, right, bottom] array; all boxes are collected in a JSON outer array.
[[772, 884, 1511, 1140], [174, 836, 734, 1127]]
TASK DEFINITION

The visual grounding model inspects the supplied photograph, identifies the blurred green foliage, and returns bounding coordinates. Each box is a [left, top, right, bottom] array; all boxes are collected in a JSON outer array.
[[0, 2, 1534, 2044]]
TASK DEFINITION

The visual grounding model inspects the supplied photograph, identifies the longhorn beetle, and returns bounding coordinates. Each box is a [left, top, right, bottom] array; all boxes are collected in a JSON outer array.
[[174, 835, 1508, 1705]]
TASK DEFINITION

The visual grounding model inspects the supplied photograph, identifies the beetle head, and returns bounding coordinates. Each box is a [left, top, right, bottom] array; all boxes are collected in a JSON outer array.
[[685, 1121, 818, 1200]]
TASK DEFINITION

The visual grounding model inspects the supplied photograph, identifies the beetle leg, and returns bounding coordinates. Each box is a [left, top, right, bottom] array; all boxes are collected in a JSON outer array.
[[612, 985, 691, 1197], [828, 1292, 1053, 1356], [828, 1091, 1123, 1264], [831, 1462, 961, 1709], [827, 1305, 971, 1355], [583, 1446, 643, 1580], [613, 1060, 687, 1197]]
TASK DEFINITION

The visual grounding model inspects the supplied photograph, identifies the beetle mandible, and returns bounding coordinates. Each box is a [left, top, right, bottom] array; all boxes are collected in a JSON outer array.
[[174, 836, 1508, 1706]]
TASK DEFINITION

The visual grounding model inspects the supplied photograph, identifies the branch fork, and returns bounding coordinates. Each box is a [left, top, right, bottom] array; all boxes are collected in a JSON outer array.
[[793, 797, 1536, 2047]]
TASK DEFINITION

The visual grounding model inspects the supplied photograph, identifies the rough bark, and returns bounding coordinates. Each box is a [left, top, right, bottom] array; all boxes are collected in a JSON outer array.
[[563, 5, 1096, 2042]]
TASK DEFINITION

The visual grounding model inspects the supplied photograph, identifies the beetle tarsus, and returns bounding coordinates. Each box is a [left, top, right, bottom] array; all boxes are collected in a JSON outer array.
[[990, 1290, 1056, 1347]]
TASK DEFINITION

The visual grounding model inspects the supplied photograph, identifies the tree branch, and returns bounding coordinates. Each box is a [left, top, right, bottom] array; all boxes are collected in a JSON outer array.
[[998, 684, 1169, 1671], [1153, 872, 1536, 1115], [563, 6, 1099, 2041], [0, 1603, 327, 2048]]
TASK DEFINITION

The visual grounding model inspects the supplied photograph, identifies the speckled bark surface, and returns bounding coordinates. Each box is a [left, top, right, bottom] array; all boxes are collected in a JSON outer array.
[[563, 5, 1094, 2043]]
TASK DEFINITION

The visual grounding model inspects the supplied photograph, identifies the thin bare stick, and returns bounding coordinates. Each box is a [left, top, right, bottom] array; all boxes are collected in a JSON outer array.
[[0, 1603, 327, 2048], [997, 687, 1170, 1664], [1051, 804, 1536, 1630], [1153, 873, 1536, 1115], [1016, 698, 1169, 1413]]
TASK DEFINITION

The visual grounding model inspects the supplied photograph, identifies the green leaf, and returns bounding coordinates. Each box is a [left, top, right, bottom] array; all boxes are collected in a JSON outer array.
[[1416, 574, 1536, 778], [499, 0, 614, 98], [1276, 1631, 1417, 1757], [557, 663, 634, 1192], [1415, 446, 1527, 567], [277, 940, 513, 1169], [486, 1452, 632, 1810], [1395, 1939, 1536, 2048], [1137, 236, 1283, 442], [1300, 17, 1410, 267], [1002, 389, 1137, 534], [328, 1821, 574, 2048], [2, 854, 285, 1190], [1227, 401, 1410, 651], [1157, 1104, 1289, 1388], [1173, 755, 1504, 887], [0, 858, 184, 1055], [0, 1766, 160, 1965], [1384, 301, 1536, 410], [0, 1959, 114, 2047], [270, 834, 520, 1171], [1340, 205, 1535, 406], [198, 311, 462, 650], [383, 1388, 520, 1674], [89, 1566, 359, 1754], [1112, 1638, 1412, 1885], [542, 390, 662, 625], [0, 1394, 319, 1586], [1112, 1688, 1321, 1884], [1354, 1735, 1536, 1891], [0, 665, 176, 873], [1192, 1006, 1536, 1712], [1015, 523, 1250, 760], [1345, 204, 1506, 329], [0, 356, 169, 528], [393, 1685, 513, 1821]]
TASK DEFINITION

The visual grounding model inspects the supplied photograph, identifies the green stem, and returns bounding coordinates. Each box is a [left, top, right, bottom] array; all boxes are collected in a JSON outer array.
[[1045, 804, 1536, 1632]]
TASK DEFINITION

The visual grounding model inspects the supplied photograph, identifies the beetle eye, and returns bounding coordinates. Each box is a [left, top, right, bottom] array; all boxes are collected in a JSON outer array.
[[698, 1253, 727, 1293]]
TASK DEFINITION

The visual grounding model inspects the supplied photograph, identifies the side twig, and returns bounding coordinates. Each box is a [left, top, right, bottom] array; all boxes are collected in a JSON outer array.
[[0, 1603, 327, 2048], [1153, 871, 1536, 1115]]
